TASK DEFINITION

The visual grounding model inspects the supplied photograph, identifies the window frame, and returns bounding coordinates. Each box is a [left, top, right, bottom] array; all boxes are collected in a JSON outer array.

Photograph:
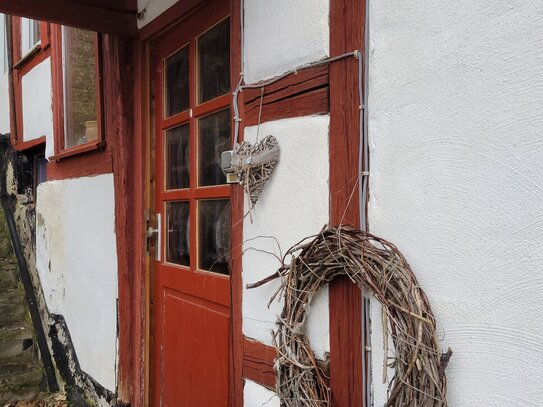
[[9, 17, 50, 147], [50, 24, 105, 160]]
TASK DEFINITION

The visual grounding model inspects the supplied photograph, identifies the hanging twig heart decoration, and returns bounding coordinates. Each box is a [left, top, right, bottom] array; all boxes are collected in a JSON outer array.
[[232, 135, 280, 206]]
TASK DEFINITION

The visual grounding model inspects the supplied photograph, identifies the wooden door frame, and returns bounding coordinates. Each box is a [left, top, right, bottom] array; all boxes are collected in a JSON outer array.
[[124, 0, 365, 405], [131, 0, 244, 405]]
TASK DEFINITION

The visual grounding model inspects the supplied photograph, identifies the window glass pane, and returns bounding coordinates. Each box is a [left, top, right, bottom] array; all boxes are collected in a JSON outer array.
[[198, 18, 230, 103], [198, 109, 230, 186], [166, 201, 190, 266], [62, 27, 98, 148], [165, 46, 189, 116], [21, 18, 40, 56], [198, 199, 230, 275], [165, 124, 190, 190]]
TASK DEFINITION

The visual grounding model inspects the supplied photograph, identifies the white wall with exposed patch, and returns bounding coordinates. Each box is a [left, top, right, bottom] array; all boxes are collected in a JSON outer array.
[[242, 115, 330, 360], [243, 0, 329, 83], [21, 57, 54, 146], [244, 379, 279, 407], [36, 174, 118, 392], [368, 1, 543, 405]]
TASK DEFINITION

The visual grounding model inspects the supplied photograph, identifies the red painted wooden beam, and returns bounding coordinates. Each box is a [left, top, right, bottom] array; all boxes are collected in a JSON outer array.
[[329, 0, 366, 406], [0, 0, 137, 37]]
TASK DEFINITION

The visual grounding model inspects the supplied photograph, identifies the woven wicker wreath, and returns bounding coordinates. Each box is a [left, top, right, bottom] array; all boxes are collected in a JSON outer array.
[[248, 225, 452, 407]]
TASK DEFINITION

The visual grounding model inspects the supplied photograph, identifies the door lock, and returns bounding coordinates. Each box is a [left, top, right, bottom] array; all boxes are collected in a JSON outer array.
[[145, 212, 161, 261]]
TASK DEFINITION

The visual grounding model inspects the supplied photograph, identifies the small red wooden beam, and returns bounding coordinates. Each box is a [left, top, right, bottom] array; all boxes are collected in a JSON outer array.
[[0, 0, 137, 37], [243, 338, 276, 390], [243, 65, 330, 126]]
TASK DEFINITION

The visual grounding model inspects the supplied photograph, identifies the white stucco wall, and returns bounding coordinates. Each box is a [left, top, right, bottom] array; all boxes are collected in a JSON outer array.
[[368, 1, 543, 406], [21, 57, 54, 146], [36, 174, 118, 392], [242, 115, 330, 360], [243, 0, 329, 83], [243, 380, 279, 407]]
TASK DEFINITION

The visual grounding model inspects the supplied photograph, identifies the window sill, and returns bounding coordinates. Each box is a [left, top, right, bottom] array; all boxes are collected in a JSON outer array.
[[50, 141, 106, 161], [13, 136, 46, 152], [13, 43, 46, 70]]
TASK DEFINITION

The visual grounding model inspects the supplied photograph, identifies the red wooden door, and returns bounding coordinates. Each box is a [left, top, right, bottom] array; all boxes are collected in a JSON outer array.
[[151, 1, 233, 405]]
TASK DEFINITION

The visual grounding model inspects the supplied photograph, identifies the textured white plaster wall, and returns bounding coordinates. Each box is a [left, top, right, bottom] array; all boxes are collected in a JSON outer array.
[[368, 1, 543, 406], [243, 0, 329, 83], [21, 57, 54, 146], [244, 379, 280, 407], [243, 115, 330, 360], [36, 174, 118, 392], [137, 0, 178, 28]]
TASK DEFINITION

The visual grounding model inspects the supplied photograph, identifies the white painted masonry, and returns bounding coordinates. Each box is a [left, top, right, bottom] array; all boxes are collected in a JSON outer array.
[[242, 115, 330, 360], [36, 174, 118, 392], [243, 380, 280, 407], [243, 0, 329, 83], [0, 14, 10, 134], [368, 1, 543, 406], [21, 57, 54, 144]]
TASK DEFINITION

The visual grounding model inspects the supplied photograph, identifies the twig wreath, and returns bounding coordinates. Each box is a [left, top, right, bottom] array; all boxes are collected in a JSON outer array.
[[248, 225, 452, 407]]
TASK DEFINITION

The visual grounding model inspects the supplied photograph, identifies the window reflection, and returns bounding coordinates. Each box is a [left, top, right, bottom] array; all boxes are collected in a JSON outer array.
[[166, 201, 190, 266], [198, 200, 230, 275]]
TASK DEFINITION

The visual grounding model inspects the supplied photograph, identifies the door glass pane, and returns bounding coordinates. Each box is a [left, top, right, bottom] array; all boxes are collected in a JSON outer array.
[[198, 18, 230, 103], [165, 124, 190, 190], [165, 46, 189, 117], [198, 200, 230, 275], [166, 202, 190, 266], [62, 26, 98, 148], [198, 109, 230, 186]]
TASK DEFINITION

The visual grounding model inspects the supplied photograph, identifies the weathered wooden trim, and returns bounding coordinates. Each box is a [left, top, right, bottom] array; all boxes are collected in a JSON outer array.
[[0, 0, 137, 38], [230, 0, 245, 405], [243, 338, 276, 391], [12, 136, 45, 152], [103, 34, 140, 405], [329, 0, 366, 406], [243, 65, 330, 126]]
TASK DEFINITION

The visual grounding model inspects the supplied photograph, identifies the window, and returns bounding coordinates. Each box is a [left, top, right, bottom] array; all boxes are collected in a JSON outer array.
[[160, 17, 232, 275], [20, 18, 40, 57], [51, 25, 103, 155], [9, 17, 50, 145]]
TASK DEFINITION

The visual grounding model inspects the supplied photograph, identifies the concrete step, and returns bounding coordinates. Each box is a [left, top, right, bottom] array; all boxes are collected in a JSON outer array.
[[0, 360, 44, 404], [0, 336, 34, 359], [0, 287, 27, 326], [0, 261, 19, 289], [0, 348, 37, 376]]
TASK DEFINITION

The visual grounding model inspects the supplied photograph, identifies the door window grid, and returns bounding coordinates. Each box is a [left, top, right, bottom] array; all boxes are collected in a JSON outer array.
[[159, 17, 231, 275]]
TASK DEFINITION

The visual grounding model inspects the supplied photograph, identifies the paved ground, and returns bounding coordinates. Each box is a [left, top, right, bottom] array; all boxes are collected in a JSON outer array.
[[2, 393, 68, 407]]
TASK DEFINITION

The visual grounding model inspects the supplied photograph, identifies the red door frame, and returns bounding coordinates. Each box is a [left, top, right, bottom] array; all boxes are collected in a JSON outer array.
[[124, 0, 244, 405]]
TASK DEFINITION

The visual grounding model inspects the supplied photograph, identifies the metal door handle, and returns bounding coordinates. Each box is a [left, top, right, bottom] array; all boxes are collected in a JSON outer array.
[[146, 214, 161, 261]]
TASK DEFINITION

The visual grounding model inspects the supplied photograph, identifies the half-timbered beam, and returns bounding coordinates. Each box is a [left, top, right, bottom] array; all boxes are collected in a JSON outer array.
[[0, 0, 137, 37]]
